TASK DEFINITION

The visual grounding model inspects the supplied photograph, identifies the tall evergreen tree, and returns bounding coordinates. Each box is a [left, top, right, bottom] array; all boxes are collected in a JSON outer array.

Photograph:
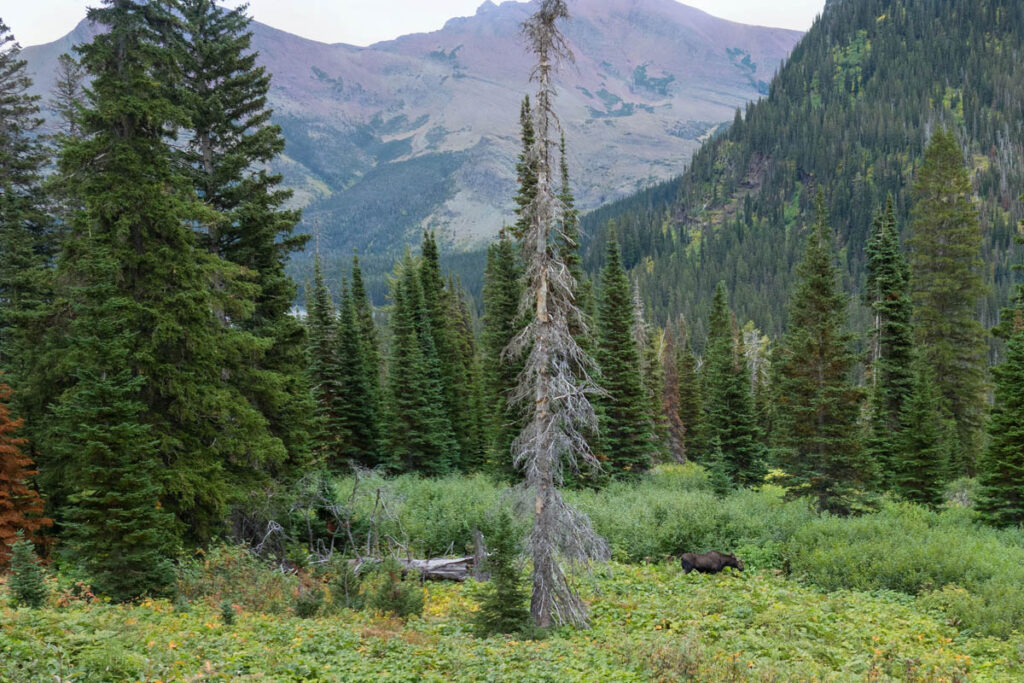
[[335, 282, 380, 468], [893, 357, 949, 508], [674, 316, 701, 461], [633, 283, 668, 460], [449, 278, 487, 470], [49, 246, 176, 599], [174, 0, 312, 476], [977, 309, 1024, 526], [0, 380, 49, 567], [305, 255, 345, 466], [51, 0, 279, 543], [387, 251, 457, 475], [419, 231, 467, 468], [0, 20, 54, 429], [350, 254, 383, 422], [908, 128, 987, 475], [511, 96, 537, 239], [863, 195, 914, 486], [772, 193, 869, 513], [596, 232, 650, 477], [481, 230, 525, 478], [699, 282, 764, 486]]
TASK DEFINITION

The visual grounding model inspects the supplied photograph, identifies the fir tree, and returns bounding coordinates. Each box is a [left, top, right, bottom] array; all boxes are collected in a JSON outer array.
[[335, 283, 380, 468], [977, 310, 1024, 526], [306, 255, 346, 465], [596, 232, 651, 478], [449, 279, 487, 470], [49, 53, 86, 138], [908, 128, 987, 475], [773, 192, 870, 513], [473, 509, 530, 637], [698, 283, 764, 485], [893, 358, 949, 508], [49, 251, 177, 599], [8, 529, 47, 608], [633, 283, 668, 460], [0, 20, 54, 427], [50, 0, 284, 544], [674, 316, 701, 461], [511, 96, 537, 239], [419, 231, 466, 468], [175, 0, 312, 478], [863, 196, 915, 487], [350, 254, 383, 424], [0, 380, 49, 568], [387, 251, 457, 475], [481, 230, 525, 478]]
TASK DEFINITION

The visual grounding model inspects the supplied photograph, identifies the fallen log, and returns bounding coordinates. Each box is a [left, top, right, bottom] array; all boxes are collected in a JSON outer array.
[[352, 555, 479, 582]]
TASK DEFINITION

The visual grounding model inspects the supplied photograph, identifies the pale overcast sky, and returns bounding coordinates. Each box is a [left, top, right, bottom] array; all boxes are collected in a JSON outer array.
[[4, 0, 826, 48]]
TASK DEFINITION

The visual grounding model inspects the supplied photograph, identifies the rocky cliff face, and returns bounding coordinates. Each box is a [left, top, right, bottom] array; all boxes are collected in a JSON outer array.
[[22, 0, 800, 256]]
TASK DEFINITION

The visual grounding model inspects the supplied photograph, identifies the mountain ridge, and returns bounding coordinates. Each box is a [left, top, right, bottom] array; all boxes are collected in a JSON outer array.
[[20, 0, 800, 264]]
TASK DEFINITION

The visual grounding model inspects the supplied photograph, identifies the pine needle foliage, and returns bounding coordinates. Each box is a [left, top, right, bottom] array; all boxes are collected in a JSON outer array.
[[908, 128, 988, 475], [8, 529, 47, 608], [474, 509, 531, 637], [773, 192, 870, 513]]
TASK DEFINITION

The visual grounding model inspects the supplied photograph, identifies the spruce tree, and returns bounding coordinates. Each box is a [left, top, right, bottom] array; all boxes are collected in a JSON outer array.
[[387, 251, 457, 475], [908, 128, 987, 475], [175, 0, 312, 477], [481, 230, 525, 478], [633, 284, 668, 460], [511, 96, 537, 239], [596, 232, 651, 478], [335, 283, 380, 468], [419, 231, 466, 468], [0, 20, 54, 432], [893, 358, 949, 508], [473, 509, 530, 637], [449, 279, 487, 470], [350, 254, 383, 424], [49, 254, 176, 599], [556, 134, 592, 346], [674, 316, 701, 460], [699, 283, 764, 486], [0, 380, 49, 567], [863, 196, 914, 487], [8, 529, 47, 608], [306, 255, 346, 466], [772, 192, 869, 513], [51, 0, 276, 543], [977, 310, 1024, 526]]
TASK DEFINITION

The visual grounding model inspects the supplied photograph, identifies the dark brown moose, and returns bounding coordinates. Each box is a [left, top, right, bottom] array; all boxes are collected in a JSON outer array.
[[679, 551, 744, 574]]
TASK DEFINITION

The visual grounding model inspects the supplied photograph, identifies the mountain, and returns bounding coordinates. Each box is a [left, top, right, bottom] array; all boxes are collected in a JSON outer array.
[[580, 0, 1024, 348], [21, 0, 801, 266]]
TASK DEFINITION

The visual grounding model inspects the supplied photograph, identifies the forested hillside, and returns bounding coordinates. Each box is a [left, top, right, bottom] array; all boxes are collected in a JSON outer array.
[[582, 0, 1024, 347]]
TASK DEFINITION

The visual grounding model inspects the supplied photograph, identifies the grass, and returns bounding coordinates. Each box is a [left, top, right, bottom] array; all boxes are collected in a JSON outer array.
[[3, 562, 1019, 682]]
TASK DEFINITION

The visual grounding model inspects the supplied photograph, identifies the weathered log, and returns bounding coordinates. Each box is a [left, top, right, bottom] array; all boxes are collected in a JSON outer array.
[[351, 556, 479, 582]]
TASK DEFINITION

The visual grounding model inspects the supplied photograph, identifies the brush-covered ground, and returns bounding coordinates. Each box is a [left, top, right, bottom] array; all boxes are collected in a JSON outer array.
[[4, 466, 1024, 681]]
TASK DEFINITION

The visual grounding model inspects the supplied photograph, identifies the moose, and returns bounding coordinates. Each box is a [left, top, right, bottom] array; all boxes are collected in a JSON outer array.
[[679, 551, 744, 574]]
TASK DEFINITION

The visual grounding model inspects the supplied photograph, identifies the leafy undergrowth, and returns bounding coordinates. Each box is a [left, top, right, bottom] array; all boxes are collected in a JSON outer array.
[[4, 563, 1022, 682]]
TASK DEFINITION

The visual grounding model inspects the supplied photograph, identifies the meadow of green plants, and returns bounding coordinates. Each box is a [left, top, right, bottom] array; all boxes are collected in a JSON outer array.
[[4, 465, 1024, 681]]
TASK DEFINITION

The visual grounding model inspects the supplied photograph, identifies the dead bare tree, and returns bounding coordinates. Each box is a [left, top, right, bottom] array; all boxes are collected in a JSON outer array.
[[508, 0, 609, 629]]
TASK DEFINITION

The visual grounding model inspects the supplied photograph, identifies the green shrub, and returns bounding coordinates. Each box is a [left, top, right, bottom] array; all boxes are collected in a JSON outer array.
[[176, 544, 298, 614], [786, 501, 1024, 636], [367, 557, 424, 618], [293, 587, 324, 618], [8, 530, 47, 608]]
